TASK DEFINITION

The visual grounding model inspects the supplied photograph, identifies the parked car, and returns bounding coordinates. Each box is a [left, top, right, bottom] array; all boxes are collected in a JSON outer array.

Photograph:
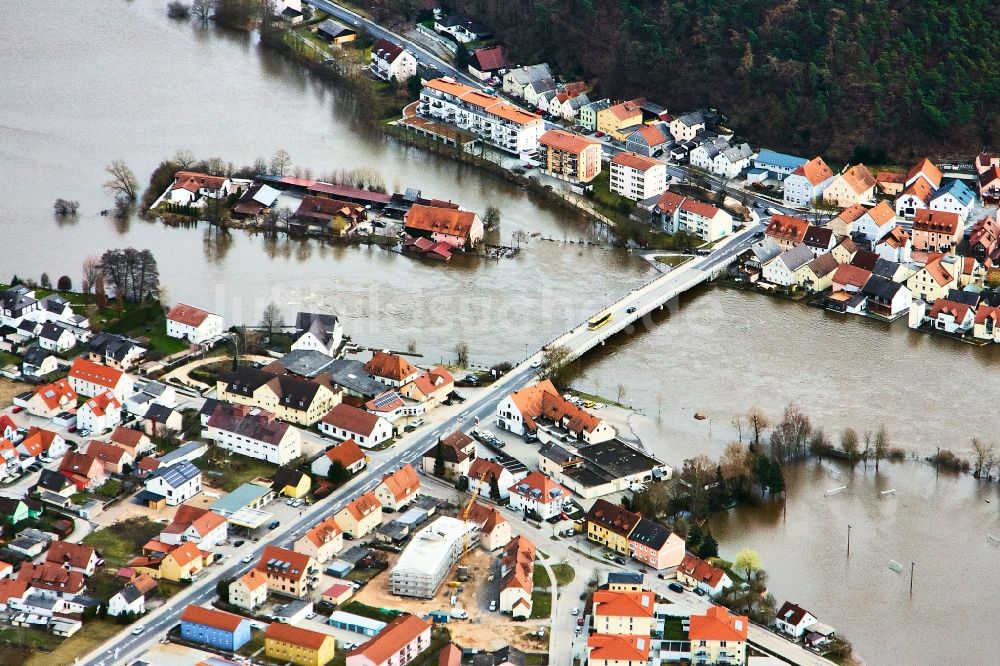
[[626, 306, 636, 313], [577, 617, 585, 626], [131, 625, 145, 635], [489, 600, 497, 611], [668, 582, 684, 593], [693, 587, 707, 597], [233, 540, 245, 547], [571, 607, 579, 616], [268, 521, 280, 529]]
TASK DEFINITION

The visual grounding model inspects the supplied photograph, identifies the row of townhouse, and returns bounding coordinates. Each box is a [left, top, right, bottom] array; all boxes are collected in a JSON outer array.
[[585, 499, 686, 569]]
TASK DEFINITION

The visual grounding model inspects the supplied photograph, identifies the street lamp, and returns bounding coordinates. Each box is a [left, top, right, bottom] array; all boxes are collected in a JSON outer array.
[[847, 524, 851, 558]]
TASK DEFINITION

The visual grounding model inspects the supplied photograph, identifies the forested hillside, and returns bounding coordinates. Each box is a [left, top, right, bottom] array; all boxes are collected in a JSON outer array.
[[416, 0, 1000, 161]]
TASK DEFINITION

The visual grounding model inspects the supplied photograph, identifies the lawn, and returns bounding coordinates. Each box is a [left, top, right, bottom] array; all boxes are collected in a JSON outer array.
[[550, 563, 576, 586], [532, 565, 551, 587], [529, 591, 552, 619], [661, 616, 687, 641], [144, 319, 189, 355], [236, 630, 266, 657], [200, 446, 279, 492], [654, 254, 693, 268], [0, 625, 63, 652], [24, 618, 124, 666], [82, 517, 161, 568]]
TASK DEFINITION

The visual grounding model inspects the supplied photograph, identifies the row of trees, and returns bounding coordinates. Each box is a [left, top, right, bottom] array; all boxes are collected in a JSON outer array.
[[78, 250, 161, 307]]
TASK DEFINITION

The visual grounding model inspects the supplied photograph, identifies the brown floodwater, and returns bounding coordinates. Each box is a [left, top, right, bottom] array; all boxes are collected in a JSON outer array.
[[3, 2, 999, 664]]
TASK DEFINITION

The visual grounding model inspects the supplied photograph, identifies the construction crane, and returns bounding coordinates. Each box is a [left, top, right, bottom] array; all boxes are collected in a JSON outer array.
[[459, 472, 488, 566]]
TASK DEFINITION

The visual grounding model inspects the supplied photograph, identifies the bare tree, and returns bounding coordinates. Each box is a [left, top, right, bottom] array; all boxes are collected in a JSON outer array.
[[861, 430, 872, 471], [746, 407, 770, 447], [656, 393, 664, 420], [103, 160, 139, 202], [173, 149, 197, 168], [873, 423, 890, 472], [483, 205, 501, 229], [192, 0, 212, 22], [511, 228, 529, 248], [539, 345, 573, 384], [269, 149, 292, 177], [972, 438, 994, 479], [453, 341, 470, 366], [720, 442, 750, 480], [82, 256, 101, 304], [259, 302, 284, 336], [406, 340, 417, 354], [841, 427, 859, 465], [53, 199, 80, 216], [809, 427, 833, 460], [733, 413, 745, 442], [616, 383, 626, 405]]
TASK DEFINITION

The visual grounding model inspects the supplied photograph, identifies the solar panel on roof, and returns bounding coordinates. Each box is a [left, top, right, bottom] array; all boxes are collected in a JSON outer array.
[[371, 392, 399, 408]]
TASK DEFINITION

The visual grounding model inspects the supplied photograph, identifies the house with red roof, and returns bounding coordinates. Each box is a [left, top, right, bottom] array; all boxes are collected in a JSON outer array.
[[775, 601, 818, 638], [17, 562, 86, 599], [499, 536, 535, 619], [539, 129, 603, 184], [765, 214, 810, 251], [467, 45, 508, 81], [926, 298, 976, 334], [320, 403, 393, 449], [76, 391, 122, 434], [166, 303, 223, 344], [466, 457, 515, 500], [67, 357, 132, 401], [168, 171, 232, 206], [16, 427, 67, 461], [228, 569, 268, 611], [465, 501, 511, 550], [496, 379, 615, 445], [587, 634, 651, 666], [421, 431, 476, 479], [346, 614, 432, 666], [374, 464, 420, 511], [364, 352, 420, 387], [688, 606, 748, 665], [0, 416, 16, 442], [45, 541, 101, 576], [507, 470, 570, 520], [592, 589, 655, 635], [676, 553, 732, 596], [58, 451, 106, 491], [157, 503, 228, 550], [912, 209, 963, 254], [399, 366, 453, 408], [86, 439, 133, 474], [403, 204, 484, 249], [311, 438, 368, 478], [783, 156, 836, 207], [294, 515, 344, 564], [25, 378, 77, 418]]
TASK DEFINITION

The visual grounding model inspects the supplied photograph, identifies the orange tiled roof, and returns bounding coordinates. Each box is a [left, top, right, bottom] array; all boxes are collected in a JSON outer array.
[[678, 552, 727, 587], [68, 357, 124, 389], [33, 378, 78, 409], [349, 614, 430, 664], [167, 303, 213, 327], [905, 157, 943, 189], [913, 209, 960, 235], [587, 634, 651, 661], [343, 491, 381, 522], [540, 129, 600, 155], [900, 177, 934, 204], [324, 439, 366, 468], [180, 604, 247, 632], [611, 151, 661, 172], [866, 200, 896, 226], [303, 516, 342, 547], [688, 606, 749, 642], [793, 156, 834, 185], [265, 622, 334, 650], [379, 464, 419, 501], [592, 590, 655, 618], [766, 215, 810, 244], [839, 164, 876, 195], [173, 171, 228, 193], [404, 205, 479, 240]]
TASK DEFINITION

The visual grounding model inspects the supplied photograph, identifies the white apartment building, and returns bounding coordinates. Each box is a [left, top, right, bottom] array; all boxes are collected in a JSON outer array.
[[655, 192, 734, 241], [419, 77, 544, 154], [204, 403, 302, 466], [610, 152, 667, 201], [166, 303, 224, 344]]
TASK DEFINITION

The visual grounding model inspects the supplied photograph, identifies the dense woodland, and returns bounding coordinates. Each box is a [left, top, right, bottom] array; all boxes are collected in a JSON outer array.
[[368, 0, 1000, 161]]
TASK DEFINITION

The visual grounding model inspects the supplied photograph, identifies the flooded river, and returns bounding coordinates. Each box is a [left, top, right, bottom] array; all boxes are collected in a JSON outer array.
[[3, 2, 999, 664]]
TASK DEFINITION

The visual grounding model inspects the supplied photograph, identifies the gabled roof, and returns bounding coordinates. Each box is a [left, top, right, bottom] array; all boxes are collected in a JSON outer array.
[[928, 298, 973, 322], [324, 439, 366, 468], [587, 634, 650, 661], [364, 352, 418, 382], [257, 545, 314, 581], [803, 225, 834, 249], [379, 464, 419, 502], [17, 563, 85, 594], [302, 516, 342, 548], [68, 358, 125, 390], [508, 471, 568, 504], [777, 601, 814, 626], [900, 176, 934, 204], [468, 457, 506, 483], [921, 255, 956, 286], [45, 541, 97, 570], [678, 552, 727, 587], [470, 45, 508, 72], [173, 171, 227, 193], [323, 403, 383, 437], [166, 541, 206, 567], [862, 275, 905, 302], [755, 149, 807, 171], [611, 151, 661, 172], [166, 504, 227, 538], [905, 158, 943, 189], [208, 403, 290, 446], [166, 303, 215, 328], [913, 209, 960, 235], [878, 225, 910, 249], [237, 568, 268, 591], [804, 253, 839, 279], [586, 499, 640, 537], [265, 621, 335, 650], [777, 244, 815, 272], [865, 200, 897, 226], [592, 590, 655, 618], [180, 604, 247, 632], [766, 215, 810, 245], [86, 440, 130, 466], [837, 164, 876, 195], [348, 614, 430, 663], [371, 39, 406, 64], [689, 606, 748, 642], [832, 264, 872, 289], [540, 129, 600, 155], [59, 451, 103, 478], [628, 517, 674, 550], [791, 156, 834, 185], [341, 491, 381, 522], [148, 460, 200, 488], [931, 179, 975, 207]]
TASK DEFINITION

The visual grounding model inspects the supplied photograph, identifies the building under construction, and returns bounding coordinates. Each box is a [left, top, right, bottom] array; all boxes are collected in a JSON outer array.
[[388, 516, 479, 599]]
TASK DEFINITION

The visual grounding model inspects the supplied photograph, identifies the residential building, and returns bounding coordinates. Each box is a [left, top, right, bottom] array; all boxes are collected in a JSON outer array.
[[58, 451, 106, 491], [802, 225, 836, 257], [876, 171, 906, 196], [37, 322, 75, 352], [419, 77, 544, 154], [502, 64, 554, 102], [272, 466, 311, 499], [389, 516, 478, 598], [25, 378, 77, 418], [854, 201, 897, 243], [669, 112, 705, 142], [18, 427, 67, 461], [677, 553, 733, 595], [0, 285, 40, 328], [364, 352, 420, 388], [701, 140, 754, 179], [403, 203, 484, 248], [17, 563, 85, 600], [125, 379, 176, 415], [370, 39, 417, 82], [929, 179, 976, 222], [20, 346, 58, 378], [87, 332, 146, 370], [862, 276, 911, 319], [538, 130, 602, 183], [831, 264, 872, 295], [765, 215, 810, 251], [775, 601, 818, 638], [295, 516, 344, 564], [912, 209, 963, 253], [400, 366, 454, 409], [762, 244, 814, 287], [628, 518, 685, 570], [158, 504, 228, 550], [578, 98, 610, 132], [67, 357, 132, 401], [467, 45, 508, 81], [974, 304, 1000, 342], [291, 312, 343, 357], [499, 536, 535, 619], [346, 614, 432, 666], [205, 403, 302, 465], [156, 541, 209, 581], [86, 440, 133, 475], [624, 124, 669, 157], [905, 158, 943, 191], [433, 15, 490, 43], [610, 152, 667, 201], [875, 226, 912, 264], [783, 156, 836, 207], [655, 191, 734, 241], [596, 100, 644, 141], [422, 431, 476, 479], [320, 403, 393, 448], [312, 439, 368, 478], [586, 634, 650, 666], [979, 165, 1000, 201], [375, 464, 420, 511], [166, 303, 223, 343], [465, 501, 511, 550], [586, 499, 640, 555], [143, 403, 183, 437], [753, 149, 807, 181], [822, 164, 876, 208], [907, 254, 959, 302], [229, 569, 268, 611], [76, 391, 122, 434], [968, 213, 1000, 265], [256, 545, 319, 598], [592, 589, 655, 635], [180, 604, 253, 652], [108, 581, 148, 617], [265, 622, 337, 666], [168, 172, 232, 206], [926, 298, 975, 334], [688, 607, 748, 666], [895, 177, 934, 220], [0, 497, 42, 525], [334, 491, 382, 539], [507, 471, 570, 520], [496, 379, 615, 444], [466, 457, 515, 500], [216, 366, 341, 426], [142, 461, 202, 506]]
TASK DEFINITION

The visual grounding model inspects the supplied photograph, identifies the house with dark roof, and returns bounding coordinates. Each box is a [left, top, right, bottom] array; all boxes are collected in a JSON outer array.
[[775, 601, 818, 638], [205, 402, 302, 465], [291, 312, 343, 357], [586, 499, 640, 555], [862, 276, 911, 319], [86, 332, 146, 370], [628, 517, 685, 570], [371, 39, 418, 82], [433, 14, 491, 43], [216, 366, 341, 426], [316, 19, 356, 44]]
